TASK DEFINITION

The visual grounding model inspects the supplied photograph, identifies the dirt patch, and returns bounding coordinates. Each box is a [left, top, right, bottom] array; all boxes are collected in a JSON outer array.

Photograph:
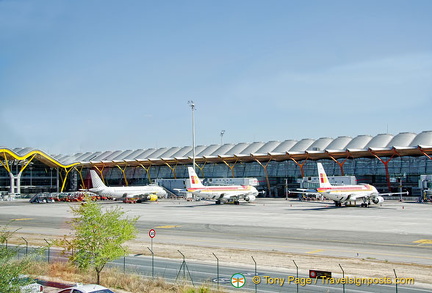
[[9, 231, 432, 289]]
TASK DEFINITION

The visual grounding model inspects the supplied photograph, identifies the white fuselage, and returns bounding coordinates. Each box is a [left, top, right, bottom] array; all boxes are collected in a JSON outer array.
[[187, 185, 258, 202], [317, 184, 379, 202], [186, 166, 258, 204], [90, 185, 167, 199]]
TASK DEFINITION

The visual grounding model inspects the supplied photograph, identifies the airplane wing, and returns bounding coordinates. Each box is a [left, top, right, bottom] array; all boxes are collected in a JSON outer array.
[[288, 189, 320, 196], [191, 190, 254, 197], [289, 190, 324, 201], [378, 191, 409, 196], [122, 192, 159, 202], [344, 193, 366, 201], [121, 191, 154, 197], [347, 191, 408, 201], [190, 190, 257, 203], [225, 191, 257, 198], [219, 191, 257, 204]]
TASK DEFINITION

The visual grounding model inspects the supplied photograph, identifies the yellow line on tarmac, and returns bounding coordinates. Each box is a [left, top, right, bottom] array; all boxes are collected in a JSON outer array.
[[413, 239, 432, 244], [306, 249, 325, 254], [155, 225, 180, 229], [12, 218, 34, 221]]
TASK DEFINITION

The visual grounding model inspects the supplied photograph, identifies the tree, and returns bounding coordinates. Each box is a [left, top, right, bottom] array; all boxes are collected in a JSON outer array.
[[0, 225, 35, 293], [58, 197, 139, 284]]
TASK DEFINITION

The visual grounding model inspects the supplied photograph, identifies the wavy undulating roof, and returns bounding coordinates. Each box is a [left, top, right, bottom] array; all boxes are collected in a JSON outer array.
[[2, 131, 432, 168], [0, 148, 79, 168]]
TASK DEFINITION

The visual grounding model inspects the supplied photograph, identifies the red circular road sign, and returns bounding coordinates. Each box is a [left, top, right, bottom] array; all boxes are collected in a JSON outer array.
[[149, 229, 156, 238]]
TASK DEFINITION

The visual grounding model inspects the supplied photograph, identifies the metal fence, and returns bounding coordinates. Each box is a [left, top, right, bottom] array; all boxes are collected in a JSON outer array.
[[2, 240, 420, 293]]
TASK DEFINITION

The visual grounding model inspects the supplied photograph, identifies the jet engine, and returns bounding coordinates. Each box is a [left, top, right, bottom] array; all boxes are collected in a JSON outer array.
[[147, 194, 158, 201], [372, 195, 384, 204], [245, 195, 256, 202]]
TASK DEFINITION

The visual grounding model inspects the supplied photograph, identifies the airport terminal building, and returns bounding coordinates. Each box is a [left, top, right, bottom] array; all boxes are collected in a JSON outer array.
[[1, 130, 432, 198]]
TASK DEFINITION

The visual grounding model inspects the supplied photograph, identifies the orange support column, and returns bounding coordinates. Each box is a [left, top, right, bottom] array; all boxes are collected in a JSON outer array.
[[221, 159, 239, 178], [290, 157, 309, 178], [328, 156, 349, 176], [418, 146, 432, 160], [254, 158, 272, 197], [370, 149, 399, 192]]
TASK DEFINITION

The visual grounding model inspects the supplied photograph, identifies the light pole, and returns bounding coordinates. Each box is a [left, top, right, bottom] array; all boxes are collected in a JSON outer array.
[[220, 130, 225, 145], [188, 100, 196, 171], [399, 173, 406, 202]]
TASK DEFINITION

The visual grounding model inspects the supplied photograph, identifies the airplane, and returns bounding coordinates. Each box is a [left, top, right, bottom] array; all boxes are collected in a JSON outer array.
[[292, 163, 408, 207], [186, 167, 258, 205], [88, 170, 167, 202]]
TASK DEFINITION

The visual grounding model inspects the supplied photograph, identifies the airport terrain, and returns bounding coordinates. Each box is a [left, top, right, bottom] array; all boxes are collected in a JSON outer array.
[[0, 198, 431, 292]]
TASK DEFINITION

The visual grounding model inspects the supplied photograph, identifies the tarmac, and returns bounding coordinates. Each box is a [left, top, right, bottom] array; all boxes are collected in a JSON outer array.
[[1, 197, 432, 291], [1, 197, 431, 264]]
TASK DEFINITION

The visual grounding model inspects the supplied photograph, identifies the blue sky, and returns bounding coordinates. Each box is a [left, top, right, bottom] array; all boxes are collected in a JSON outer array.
[[1, 0, 431, 154]]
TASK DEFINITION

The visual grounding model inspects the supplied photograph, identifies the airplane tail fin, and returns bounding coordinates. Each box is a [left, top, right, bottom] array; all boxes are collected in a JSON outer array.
[[90, 170, 106, 188], [187, 167, 205, 188], [317, 163, 332, 188]]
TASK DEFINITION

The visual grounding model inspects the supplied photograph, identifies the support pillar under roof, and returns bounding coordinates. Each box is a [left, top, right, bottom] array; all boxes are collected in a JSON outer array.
[[253, 158, 272, 197], [221, 158, 239, 178], [116, 165, 129, 186], [138, 163, 152, 182], [290, 156, 309, 178], [74, 166, 85, 190], [370, 148, 400, 192], [328, 155, 350, 176], [163, 160, 178, 179]]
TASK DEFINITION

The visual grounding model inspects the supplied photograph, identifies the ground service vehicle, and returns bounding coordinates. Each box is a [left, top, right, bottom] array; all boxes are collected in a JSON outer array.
[[57, 283, 114, 293]]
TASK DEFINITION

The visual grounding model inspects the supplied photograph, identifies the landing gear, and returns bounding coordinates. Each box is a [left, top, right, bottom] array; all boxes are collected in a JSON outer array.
[[334, 202, 342, 207], [360, 202, 370, 208]]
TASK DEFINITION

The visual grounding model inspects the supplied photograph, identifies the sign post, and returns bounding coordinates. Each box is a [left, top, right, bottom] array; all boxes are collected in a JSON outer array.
[[148, 228, 156, 251], [147, 247, 155, 278]]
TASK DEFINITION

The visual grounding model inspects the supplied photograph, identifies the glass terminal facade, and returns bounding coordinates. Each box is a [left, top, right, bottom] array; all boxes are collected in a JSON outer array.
[[2, 156, 431, 197], [1, 131, 432, 198]]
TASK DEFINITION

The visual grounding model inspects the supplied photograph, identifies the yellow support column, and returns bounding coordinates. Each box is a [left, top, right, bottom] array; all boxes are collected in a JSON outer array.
[[138, 163, 152, 183], [18, 154, 36, 174], [116, 165, 129, 186], [163, 160, 178, 179], [195, 162, 207, 177], [221, 159, 239, 178], [0, 152, 12, 173], [93, 165, 106, 184], [60, 167, 73, 192], [73, 166, 86, 189]]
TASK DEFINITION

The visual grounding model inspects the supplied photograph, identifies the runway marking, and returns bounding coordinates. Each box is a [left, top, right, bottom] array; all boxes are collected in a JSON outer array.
[[413, 239, 432, 245], [156, 235, 432, 261], [306, 249, 325, 254], [12, 218, 34, 221], [155, 225, 180, 229]]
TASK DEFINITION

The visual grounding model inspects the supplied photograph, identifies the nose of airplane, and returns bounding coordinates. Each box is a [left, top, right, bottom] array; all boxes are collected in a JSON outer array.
[[159, 188, 168, 197]]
